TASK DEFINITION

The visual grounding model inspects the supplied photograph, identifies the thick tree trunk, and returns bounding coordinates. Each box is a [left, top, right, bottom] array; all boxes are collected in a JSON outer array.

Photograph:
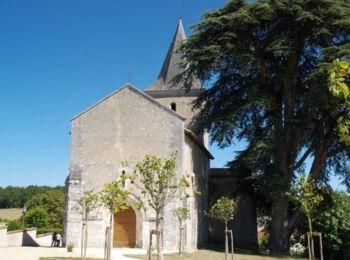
[[269, 199, 291, 255]]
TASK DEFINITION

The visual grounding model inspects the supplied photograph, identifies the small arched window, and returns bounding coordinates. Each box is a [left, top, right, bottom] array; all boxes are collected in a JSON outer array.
[[170, 102, 177, 111]]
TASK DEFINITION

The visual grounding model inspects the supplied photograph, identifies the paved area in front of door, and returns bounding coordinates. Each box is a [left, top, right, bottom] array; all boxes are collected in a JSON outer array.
[[0, 246, 145, 260]]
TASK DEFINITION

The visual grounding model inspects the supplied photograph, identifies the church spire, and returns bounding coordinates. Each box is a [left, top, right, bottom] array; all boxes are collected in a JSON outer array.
[[146, 19, 201, 90]]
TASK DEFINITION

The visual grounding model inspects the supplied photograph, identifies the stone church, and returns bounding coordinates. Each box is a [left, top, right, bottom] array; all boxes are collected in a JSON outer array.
[[64, 19, 213, 251], [64, 20, 257, 251]]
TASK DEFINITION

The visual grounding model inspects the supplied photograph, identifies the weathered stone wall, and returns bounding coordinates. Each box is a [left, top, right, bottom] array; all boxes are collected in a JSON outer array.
[[7, 228, 38, 247], [0, 226, 7, 247], [63, 172, 83, 247], [71, 86, 184, 190], [65, 85, 186, 250], [7, 230, 26, 247], [146, 90, 208, 145], [184, 135, 210, 250], [0, 227, 52, 247], [34, 232, 53, 247], [209, 169, 258, 250], [151, 95, 198, 128]]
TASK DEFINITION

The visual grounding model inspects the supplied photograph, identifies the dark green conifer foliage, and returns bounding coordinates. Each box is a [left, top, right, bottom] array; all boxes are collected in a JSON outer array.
[[178, 0, 350, 254]]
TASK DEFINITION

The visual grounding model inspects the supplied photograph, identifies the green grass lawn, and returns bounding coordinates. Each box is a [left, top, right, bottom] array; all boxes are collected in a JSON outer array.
[[126, 249, 306, 260], [0, 208, 22, 221], [40, 249, 306, 260]]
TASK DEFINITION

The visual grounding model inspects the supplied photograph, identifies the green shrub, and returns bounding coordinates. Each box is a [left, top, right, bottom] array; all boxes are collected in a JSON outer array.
[[67, 243, 74, 252], [24, 207, 49, 229], [7, 220, 23, 231], [294, 191, 350, 259], [258, 232, 269, 249], [25, 190, 64, 228]]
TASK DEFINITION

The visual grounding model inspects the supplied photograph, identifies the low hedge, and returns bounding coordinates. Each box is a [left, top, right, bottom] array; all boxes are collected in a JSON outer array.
[[37, 227, 63, 235]]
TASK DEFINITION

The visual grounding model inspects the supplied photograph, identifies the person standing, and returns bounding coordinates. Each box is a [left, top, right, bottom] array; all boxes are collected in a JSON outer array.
[[51, 232, 57, 247], [55, 233, 61, 247]]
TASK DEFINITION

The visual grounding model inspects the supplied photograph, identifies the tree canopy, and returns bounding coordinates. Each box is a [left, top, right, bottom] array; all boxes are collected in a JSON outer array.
[[24, 207, 50, 229], [295, 191, 350, 259], [312, 191, 350, 259], [178, 0, 350, 254], [25, 189, 64, 228], [0, 185, 64, 209], [133, 153, 178, 216], [100, 179, 130, 214], [207, 197, 236, 229]]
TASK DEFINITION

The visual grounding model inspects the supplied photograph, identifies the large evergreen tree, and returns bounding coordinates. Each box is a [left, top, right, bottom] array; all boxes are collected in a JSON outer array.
[[178, 0, 350, 254]]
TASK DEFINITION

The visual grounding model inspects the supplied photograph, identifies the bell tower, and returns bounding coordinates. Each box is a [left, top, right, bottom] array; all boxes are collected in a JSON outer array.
[[144, 19, 208, 147]]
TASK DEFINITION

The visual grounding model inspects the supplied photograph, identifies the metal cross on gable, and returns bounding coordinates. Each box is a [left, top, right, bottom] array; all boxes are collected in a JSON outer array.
[[127, 72, 133, 84], [179, 0, 182, 13]]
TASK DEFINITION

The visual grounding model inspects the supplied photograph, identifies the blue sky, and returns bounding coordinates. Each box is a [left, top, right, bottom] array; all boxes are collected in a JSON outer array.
[[0, 0, 346, 191], [0, 0, 230, 187]]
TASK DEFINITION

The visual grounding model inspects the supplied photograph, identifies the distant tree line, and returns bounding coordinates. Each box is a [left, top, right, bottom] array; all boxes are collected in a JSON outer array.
[[1, 186, 65, 234], [0, 185, 64, 209]]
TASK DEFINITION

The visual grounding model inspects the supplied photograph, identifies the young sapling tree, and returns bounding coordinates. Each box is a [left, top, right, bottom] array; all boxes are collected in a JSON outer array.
[[100, 175, 130, 260], [75, 190, 100, 260], [288, 174, 323, 260], [173, 207, 190, 255], [207, 197, 236, 260], [132, 153, 188, 260]]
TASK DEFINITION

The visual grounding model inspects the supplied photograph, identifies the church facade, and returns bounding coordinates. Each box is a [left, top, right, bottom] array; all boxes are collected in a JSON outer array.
[[63, 20, 213, 251]]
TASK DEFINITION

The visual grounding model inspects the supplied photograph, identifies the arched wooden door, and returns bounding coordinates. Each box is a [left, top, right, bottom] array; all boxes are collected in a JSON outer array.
[[113, 207, 136, 247]]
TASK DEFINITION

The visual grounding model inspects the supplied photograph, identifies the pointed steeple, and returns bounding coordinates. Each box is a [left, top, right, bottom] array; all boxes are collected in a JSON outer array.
[[146, 19, 201, 90]]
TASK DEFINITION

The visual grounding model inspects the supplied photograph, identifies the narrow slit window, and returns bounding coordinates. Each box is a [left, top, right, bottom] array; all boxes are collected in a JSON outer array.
[[170, 102, 176, 111], [121, 170, 126, 187]]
